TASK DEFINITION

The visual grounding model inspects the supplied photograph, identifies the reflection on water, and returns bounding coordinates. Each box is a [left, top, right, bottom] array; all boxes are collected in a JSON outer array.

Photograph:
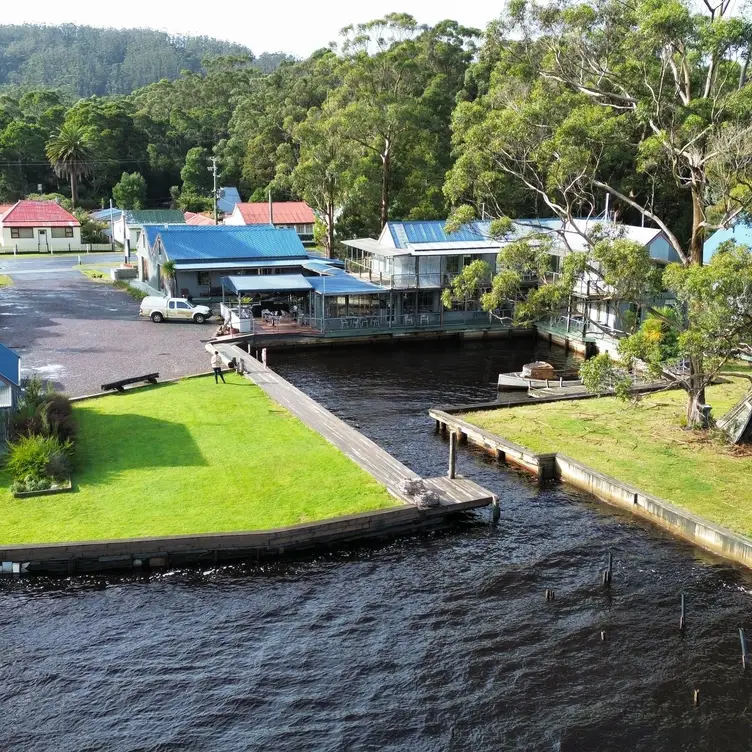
[[2, 336, 752, 751]]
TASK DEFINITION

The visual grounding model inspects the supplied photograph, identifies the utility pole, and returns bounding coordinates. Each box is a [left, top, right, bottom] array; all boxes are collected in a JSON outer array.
[[209, 156, 219, 225]]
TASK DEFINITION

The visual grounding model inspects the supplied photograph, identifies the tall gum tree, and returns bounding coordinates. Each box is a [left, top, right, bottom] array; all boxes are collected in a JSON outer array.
[[445, 0, 752, 426]]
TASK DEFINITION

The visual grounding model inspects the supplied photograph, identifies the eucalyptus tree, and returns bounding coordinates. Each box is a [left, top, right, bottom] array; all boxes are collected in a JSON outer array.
[[444, 0, 752, 425]]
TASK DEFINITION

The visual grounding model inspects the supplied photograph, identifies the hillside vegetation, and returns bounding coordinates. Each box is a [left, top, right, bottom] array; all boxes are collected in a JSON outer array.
[[0, 25, 288, 96]]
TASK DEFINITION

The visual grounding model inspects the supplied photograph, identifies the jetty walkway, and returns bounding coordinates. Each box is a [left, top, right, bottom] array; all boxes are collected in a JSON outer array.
[[212, 343, 494, 510]]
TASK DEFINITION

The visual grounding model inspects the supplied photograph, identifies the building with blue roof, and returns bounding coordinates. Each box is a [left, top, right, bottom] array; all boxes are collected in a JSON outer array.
[[703, 222, 752, 265], [217, 187, 242, 215], [136, 224, 341, 299]]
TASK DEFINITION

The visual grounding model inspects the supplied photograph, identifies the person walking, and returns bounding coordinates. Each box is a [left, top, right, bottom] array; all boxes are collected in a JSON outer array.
[[211, 350, 226, 384]]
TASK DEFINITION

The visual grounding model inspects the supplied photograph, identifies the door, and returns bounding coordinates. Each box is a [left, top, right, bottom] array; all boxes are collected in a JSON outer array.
[[172, 300, 193, 319]]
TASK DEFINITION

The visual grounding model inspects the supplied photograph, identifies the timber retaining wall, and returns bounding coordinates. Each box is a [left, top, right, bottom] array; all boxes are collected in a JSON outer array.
[[0, 503, 468, 575]]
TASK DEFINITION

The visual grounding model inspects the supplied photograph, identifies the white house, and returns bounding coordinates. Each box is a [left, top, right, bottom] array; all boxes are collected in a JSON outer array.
[[113, 209, 185, 249], [0, 200, 81, 252]]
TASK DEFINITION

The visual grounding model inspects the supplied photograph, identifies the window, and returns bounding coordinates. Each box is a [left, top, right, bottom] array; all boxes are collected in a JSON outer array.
[[176, 302, 191, 310], [51, 227, 74, 238], [296, 224, 314, 235], [10, 228, 34, 239], [197, 271, 211, 286], [168, 300, 176, 309]]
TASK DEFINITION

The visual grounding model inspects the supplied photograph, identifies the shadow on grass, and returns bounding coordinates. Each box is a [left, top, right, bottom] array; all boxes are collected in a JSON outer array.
[[74, 410, 208, 487]]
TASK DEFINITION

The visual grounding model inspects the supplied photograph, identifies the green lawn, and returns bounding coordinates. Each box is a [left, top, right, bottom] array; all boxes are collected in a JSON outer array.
[[0, 374, 397, 544], [0, 274, 12, 287], [464, 372, 752, 536]]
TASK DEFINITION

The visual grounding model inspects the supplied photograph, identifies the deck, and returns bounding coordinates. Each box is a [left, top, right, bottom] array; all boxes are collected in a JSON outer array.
[[211, 343, 494, 511]]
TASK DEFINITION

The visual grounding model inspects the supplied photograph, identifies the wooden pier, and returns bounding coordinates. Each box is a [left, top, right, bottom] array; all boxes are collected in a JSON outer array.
[[211, 343, 494, 511]]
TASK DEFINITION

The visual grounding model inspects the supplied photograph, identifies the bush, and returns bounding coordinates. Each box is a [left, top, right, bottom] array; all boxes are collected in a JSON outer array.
[[9, 380, 77, 443], [6, 434, 72, 484]]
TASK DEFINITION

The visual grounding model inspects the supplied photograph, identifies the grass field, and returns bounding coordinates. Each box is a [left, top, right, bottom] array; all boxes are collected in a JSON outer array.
[[464, 371, 752, 536], [0, 274, 12, 287], [0, 374, 396, 544]]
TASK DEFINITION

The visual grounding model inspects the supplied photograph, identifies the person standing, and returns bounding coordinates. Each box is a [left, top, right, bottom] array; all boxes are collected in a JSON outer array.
[[211, 351, 226, 384]]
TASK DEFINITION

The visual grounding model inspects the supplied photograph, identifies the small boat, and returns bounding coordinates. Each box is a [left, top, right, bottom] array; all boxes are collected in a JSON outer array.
[[497, 361, 582, 391]]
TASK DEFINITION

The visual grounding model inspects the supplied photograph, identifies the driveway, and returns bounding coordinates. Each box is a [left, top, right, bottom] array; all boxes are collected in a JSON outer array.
[[0, 264, 213, 396]]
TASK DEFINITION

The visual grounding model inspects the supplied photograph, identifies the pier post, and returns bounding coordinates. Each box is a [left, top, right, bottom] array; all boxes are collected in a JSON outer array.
[[679, 593, 685, 632], [492, 495, 500, 524], [448, 431, 457, 479], [741, 628, 748, 670], [261, 348, 267, 368]]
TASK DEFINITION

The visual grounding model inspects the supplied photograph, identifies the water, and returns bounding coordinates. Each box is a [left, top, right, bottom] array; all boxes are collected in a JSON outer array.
[[2, 337, 752, 751]]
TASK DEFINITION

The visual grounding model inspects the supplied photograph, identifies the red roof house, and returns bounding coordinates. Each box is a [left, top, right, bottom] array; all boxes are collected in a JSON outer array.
[[0, 200, 81, 250], [184, 211, 215, 226], [225, 201, 316, 245]]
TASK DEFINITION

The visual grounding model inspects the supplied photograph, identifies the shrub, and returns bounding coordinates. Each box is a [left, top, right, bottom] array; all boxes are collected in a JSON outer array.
[[9, 384, 77, 443], [6, 435, 72, 484]]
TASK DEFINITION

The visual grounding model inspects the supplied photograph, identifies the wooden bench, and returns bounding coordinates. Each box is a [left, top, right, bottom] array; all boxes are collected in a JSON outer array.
[[101, 373, 159, 392]]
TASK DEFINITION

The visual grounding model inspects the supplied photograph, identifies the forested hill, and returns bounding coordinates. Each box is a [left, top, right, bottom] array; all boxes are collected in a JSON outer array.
[[0, 25, 286, 96]]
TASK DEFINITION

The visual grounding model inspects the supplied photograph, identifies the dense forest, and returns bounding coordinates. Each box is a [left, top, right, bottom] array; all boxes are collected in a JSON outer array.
[[1, 3, 751, 259], [0, 25, 289, 96]]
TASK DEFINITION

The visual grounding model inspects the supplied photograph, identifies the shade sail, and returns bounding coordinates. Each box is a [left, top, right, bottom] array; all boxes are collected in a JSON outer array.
[[307, 276, 387, 295]]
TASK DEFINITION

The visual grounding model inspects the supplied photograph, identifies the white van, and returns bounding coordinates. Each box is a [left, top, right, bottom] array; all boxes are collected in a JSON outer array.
[[139, 296, 213, 324]]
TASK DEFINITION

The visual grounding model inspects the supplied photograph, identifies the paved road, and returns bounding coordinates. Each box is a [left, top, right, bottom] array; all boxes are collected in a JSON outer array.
[[0, 265, 213, 396], [0, 253, 122, 281]]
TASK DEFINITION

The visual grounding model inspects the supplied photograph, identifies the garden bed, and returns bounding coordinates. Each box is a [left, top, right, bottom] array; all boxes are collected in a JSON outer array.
[[13, 479, 73, 499]]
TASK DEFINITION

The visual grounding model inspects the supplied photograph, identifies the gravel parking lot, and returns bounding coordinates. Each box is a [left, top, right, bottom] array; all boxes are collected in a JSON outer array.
[[0, 273, 213, 396]]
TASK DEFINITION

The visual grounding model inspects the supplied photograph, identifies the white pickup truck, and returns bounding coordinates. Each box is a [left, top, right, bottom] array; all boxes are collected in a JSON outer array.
[[139, 296, 213, 324]]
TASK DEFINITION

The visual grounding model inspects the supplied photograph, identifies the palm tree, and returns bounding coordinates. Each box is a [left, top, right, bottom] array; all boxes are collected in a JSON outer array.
[[45, 124, 94, 208]]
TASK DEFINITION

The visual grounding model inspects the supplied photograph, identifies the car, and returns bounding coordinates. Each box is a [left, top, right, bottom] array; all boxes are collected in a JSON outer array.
[[139, 296, 213, 324]]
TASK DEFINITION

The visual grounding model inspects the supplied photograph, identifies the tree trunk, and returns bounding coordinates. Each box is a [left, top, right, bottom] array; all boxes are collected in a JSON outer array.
[[685, 355, 709, 428], [689, 184, 704, 266], [70, 172, 78, 208], [380, 140, 391, 230]]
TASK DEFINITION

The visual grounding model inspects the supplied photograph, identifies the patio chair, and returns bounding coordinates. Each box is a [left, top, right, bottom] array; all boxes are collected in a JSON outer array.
[[404, 315, 414, 326]]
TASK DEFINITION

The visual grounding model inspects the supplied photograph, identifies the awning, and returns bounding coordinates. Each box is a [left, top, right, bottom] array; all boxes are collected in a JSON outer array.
[[307, 276, 387, 296], [220, 274, 313, 295], [301, 260, 344, 275], [176, 259, 306, 271], [341, 238, 411, 256]]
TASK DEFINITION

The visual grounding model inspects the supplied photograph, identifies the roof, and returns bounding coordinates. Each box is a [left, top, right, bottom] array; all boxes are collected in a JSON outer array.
[[90, 207, 122, 222], [176, 259, 306, 271], [217, 187, 242, 215], [307, 275, 387, 295], [157, 225, 308, 263], [221, 274, 313, 295], [0, 342, 20, 387], [704, 222, 752, 264], [234, 201, 315, 225], [302, 259, 343, 275], [0, 200, 80, 227], [0, 204, 14, 220], [123, 210, 186, 226], [184, 211, 215, 226]]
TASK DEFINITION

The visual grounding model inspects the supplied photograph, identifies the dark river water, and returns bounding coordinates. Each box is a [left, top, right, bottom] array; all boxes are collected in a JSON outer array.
[[2, 337, 752, 751]]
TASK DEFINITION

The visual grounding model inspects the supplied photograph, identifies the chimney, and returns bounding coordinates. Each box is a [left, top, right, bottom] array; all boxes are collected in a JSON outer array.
[[268, 190, 274, 226]]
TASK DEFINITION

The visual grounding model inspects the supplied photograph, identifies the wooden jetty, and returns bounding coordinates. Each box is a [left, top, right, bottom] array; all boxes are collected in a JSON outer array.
[[212, 343, 494, 511]]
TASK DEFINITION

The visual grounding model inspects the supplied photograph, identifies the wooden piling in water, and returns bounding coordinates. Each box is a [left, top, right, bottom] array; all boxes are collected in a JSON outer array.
[[448, 431, 457, 480], [740, 628, 748, 670], [679, 593, 685, 632]]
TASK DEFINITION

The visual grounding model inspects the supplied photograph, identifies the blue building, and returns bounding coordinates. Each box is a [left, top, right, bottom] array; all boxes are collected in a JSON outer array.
[[0, 343, 21, 439]]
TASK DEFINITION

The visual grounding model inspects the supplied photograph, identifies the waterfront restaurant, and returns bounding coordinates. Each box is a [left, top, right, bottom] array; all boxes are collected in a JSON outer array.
[[219, 269, 391, 335]]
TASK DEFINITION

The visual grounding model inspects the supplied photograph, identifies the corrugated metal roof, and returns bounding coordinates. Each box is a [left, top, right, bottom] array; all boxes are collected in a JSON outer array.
[[704, 222, 752, 264], [0, 342, 20, 387], [301, 260, 345, 275], [220, 274, 312, 295], [91, 207, 122, 222], [235, 201, 315, 225], [184, 211, 215, 226], [1, 200, 80, 227], [159, 225, 308, 262], [308, 276, 387, 295], [123, 210, 186, 226], [217, 187, 242, 214]]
